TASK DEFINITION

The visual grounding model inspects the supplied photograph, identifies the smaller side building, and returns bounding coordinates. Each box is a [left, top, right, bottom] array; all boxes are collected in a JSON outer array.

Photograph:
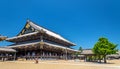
[[0, 35, 16, 61], [0, 47, 16, 61], [80, 49, 95, 62]]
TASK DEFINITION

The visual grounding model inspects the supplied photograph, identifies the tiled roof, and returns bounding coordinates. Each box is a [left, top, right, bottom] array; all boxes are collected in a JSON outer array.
[[6, 20, 76, 46], [0, 47, 16, 52], [81, 49, 94, 55], [7, 41, 77, 52]]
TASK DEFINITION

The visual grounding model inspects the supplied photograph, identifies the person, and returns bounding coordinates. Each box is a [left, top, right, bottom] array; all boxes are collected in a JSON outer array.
[[35, 57, 38, 64], [2, 57, 4, 62]]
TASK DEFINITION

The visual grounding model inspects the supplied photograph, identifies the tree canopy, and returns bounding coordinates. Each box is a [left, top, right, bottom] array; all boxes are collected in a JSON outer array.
[[79, 46, 83, 52], [92, 37, 118, 63]]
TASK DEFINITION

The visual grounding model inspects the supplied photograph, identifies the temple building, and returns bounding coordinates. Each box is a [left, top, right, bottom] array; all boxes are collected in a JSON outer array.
[[5, 20, 77, 60], [0, 35, 16, 61]]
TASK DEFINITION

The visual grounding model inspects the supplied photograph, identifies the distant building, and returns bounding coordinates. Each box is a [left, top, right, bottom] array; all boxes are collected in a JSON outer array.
[[107, 50, 120, 59], [80, 49, 94, 61]]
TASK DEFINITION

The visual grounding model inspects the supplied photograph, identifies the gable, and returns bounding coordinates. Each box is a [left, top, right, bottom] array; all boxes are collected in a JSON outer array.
[[18, 22, 37, 36]]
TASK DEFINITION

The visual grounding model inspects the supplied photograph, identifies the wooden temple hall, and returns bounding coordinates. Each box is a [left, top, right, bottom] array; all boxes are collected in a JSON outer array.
[[0, 35, 16, 61], [1, 20, 77, 60]]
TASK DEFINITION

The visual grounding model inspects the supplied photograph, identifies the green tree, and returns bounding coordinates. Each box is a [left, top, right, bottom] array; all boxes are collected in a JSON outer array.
[[79, 46, 83, 52], [73, 46, 83, 59], [92, 37, 118, 63]]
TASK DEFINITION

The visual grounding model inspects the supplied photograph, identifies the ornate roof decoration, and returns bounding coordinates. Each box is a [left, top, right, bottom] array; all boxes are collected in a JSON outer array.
[[0, 35, 7, 41]]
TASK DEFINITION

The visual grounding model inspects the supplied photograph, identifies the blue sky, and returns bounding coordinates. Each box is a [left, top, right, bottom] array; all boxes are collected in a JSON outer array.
[[0, 0, 120, 50]]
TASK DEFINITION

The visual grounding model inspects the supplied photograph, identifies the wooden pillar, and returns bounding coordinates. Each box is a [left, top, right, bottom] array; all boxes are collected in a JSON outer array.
[[40, 35, 44, 60], [65, 47, 68, 60], [40, 50, 42, 60], [84, 55, 87, 62], [42, 51, 44, 60], [1, 53, 4, 61], [25, 49, 27, 60], [14, 52, 16, 61]]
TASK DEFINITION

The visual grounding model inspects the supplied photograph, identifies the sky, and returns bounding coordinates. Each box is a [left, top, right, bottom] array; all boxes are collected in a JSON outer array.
[[0, 0, 120, 50]]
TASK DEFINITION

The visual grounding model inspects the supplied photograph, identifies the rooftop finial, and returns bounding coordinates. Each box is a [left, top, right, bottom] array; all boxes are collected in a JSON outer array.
[[27, 18, 30, 22]]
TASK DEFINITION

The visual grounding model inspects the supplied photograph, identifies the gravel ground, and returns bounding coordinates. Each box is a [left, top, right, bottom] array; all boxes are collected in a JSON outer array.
[[0, 60, 120, 69]]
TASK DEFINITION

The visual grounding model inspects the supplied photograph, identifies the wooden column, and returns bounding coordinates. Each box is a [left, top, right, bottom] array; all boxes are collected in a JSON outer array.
[[40, 35, 44, 60], [14, 52, 16, 61], [65, 47, 68, 60], [42, 51, 44, 60], [25, 48, 27, 60]]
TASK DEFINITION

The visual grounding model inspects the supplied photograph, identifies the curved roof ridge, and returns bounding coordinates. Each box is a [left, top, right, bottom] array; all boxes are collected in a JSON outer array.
[[28, 20, 76, 45]]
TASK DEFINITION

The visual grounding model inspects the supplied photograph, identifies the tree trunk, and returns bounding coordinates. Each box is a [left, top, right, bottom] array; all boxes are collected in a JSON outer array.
[[98, 55, 101, 63], [103, 55, 107, 63]]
